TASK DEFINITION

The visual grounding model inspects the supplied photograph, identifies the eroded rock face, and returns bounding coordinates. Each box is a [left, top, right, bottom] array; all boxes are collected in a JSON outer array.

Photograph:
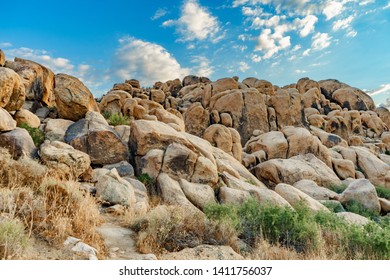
[[14, 109, 40, 128], [54, 74, 99, 121], [338, 179, 381, 214], [6, 58, 55, 106], [0, 108, 16, 132], [65, 112, 129, 165], [40, 140, 91, 178], [244, 131, 288, 160], [45, 119, 74, 142], [254, 154, 341, 188], [0, 67, 26, 111], [0, 128, 36, 159], [332, 87, 375, 111]]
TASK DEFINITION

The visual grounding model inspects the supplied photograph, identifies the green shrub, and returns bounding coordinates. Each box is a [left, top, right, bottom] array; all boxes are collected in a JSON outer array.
[[321, 201, 345, 213], [0, 219, 29, 259], [329, 184, 347, 194], [102, 112, 130, 126], [344, 200, 380, 220], [376, 186, 390, 199], [19, 123, 45, 147]]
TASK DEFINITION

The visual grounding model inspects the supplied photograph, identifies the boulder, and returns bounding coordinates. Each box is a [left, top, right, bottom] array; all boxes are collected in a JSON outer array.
[[338, 179, 381, 213], [351, 146, 390, 187], [5, 58, 55, 106], [14, 109, 41, 128], [65, 111, 129, 165], [244, 131, 288, 159], [203, 124, 233, 155], [40, 140, 91, 178], [130, 119, 194, 156], [54, 73, 99, 121], [183, 102, 209, 137], [254, 153, 341, 188], [332, 158, 355, 180], [376, 107, 390, 129], [95, 169, 136, 206], [275, 183, 330, 212], [150, 89, 165, 104], [0, 67, 25, 111], [103, 161, 134, 177], [191, 156, 219, 185], [268, 88, 303, 130], [136, 149, 164, 180], [332, 87, 375, 111], [125, 79, 141, 89], [379, 198, 390, 214], [45, 119, 74, 142], [161, 143, 198, 181], [0, 107, 16, 132], [211, 78, 238, 94], [179, 179, 216, 210], [123, 177, 150, 215], [242, 78, 274, 95], [99, 91, 129, 115], [293, 179, 338, 200], [182, 75, 211, 87], [296, 77, 320, 94], [219, 186, 252, 205], [156, 173, 202, 215], [0, 128, 36, 159], [114, 125, 131, 143], [335, 212, 371, 226]]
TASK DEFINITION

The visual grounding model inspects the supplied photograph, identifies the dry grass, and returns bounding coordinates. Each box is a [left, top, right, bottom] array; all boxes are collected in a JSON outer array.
[[0, 148, 105, 259], [131, 205, 238, 256]]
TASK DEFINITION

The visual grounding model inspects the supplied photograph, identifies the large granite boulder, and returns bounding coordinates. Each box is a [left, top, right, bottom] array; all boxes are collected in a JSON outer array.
[[0, 67, 25, 111]]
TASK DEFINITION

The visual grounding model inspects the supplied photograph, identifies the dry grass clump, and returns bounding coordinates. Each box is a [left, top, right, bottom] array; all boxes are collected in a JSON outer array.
[[0, 216, 29, 259], [131, 205, 237, 256], [0, 148, 104, 259]]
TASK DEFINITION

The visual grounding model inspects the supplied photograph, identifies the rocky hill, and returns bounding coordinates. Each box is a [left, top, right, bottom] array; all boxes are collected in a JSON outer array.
[[1, 48, 390, 260]]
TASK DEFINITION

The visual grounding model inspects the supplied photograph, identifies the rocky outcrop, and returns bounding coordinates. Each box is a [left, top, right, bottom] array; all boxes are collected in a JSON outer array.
[[0, 67, 26, 111], [65, 111, 129, 165], [54, 73, 99, 121], [332, 87, 375, 111], [5, 58, 55, 106]]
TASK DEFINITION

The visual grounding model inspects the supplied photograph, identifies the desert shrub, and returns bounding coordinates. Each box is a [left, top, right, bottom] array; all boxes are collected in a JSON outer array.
[[322, 201, 345, 213], [376, 186, 390, 199], [329, 184, 347, 194], [0, 218, 29, 259], [343, 200, 380, 220], [102, 112, 130, 126], [132, 205, 237, 255], [19, 123, 45, 147]]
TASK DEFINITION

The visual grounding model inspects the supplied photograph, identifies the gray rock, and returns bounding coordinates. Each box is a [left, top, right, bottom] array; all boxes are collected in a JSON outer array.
[[0, 128, 36, 159], [103, 161, 134, 177]]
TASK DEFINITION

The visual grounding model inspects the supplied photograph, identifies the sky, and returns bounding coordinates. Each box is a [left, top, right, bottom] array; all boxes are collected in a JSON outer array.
[[1, 0, 390, 102]]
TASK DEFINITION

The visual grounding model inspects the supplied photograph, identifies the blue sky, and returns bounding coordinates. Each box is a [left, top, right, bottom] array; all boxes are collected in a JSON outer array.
[[1, 0, 390, 102]]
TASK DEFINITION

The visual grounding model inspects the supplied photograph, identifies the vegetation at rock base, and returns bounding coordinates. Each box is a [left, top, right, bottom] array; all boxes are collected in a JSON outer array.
[[376, 185, 390, 199], [343, 200, 380, 220], [102, 111, 130, 126], [204, 199, 390, 259], [0, 148, 104, 259], [329, 184, 347, 194], [19, 123, 45, 147]]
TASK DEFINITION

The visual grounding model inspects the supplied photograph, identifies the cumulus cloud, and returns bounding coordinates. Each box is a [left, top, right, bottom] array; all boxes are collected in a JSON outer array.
[[323, 1, 344, 20], [112, 37, 190, 86], [0, 42, 12, 48], [294, 15, 318, 37], [368, 84, 390, 96], [295, 69, 307, 74], [311, 32, 332, 50], [239, 61, 250, 72], [255, 27, 291, 59], [251, 54, 262, 62], [163, 0, 223, 42], [333, 16, 354, 31]]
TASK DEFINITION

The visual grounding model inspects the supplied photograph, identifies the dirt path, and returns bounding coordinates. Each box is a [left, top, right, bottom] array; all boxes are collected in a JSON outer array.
[[96, 214, 156, 260]]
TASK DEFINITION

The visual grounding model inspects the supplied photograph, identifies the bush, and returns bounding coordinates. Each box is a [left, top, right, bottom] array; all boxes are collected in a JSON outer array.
[[205, 199, 390, 259], [343, 200, 380, 220], [376, 186, 390, 199], [0, 218, 29, 260], [102, 112, 130, 126], [329, 184, 347, 194], [19, 123, 45, 147]]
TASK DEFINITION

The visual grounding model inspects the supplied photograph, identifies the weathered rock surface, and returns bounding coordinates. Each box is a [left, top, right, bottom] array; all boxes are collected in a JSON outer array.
[[45, 119, 74, 142], [14, 109, 41, 128], [293, 180, 338, 200], [335, 212, 371, 226], [6, 58, 55, 106], [40, 140, 91, 178], [0, 128, 36, 159], [338, 179, 381, 214], [179, 179, 216, 210], [0, 49, 4, 66], [0, 67, 25, 111], [65, 111, 129, 165], [54, 73, 99, 121], [0, 107, 16, 131]]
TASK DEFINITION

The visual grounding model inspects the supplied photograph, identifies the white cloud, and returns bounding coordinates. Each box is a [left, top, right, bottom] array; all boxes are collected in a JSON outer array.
[[333, 16, 354, 31], [113, 37, 190, 86], [347, 30, 358, 37], [163, 0, 222, 42], [311, 32, 332, 50], [302, 48, 311, 56], [384, 1, 390, 9], [368, 84, 390, 96], [295, 69, 307, 74], [191, 56, 214, 77], [242, 6, 264, 17], [360, 0, 375, 5], [151, 8, 168, 20], [323, 1, 344, 20], [251, 54, 262, 62], [0, 42, 12, 48], [292, 45, 302, 52], [255, 27, 291, 59], [294, 15, 318, 37], [239, 61, 250, 72]]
